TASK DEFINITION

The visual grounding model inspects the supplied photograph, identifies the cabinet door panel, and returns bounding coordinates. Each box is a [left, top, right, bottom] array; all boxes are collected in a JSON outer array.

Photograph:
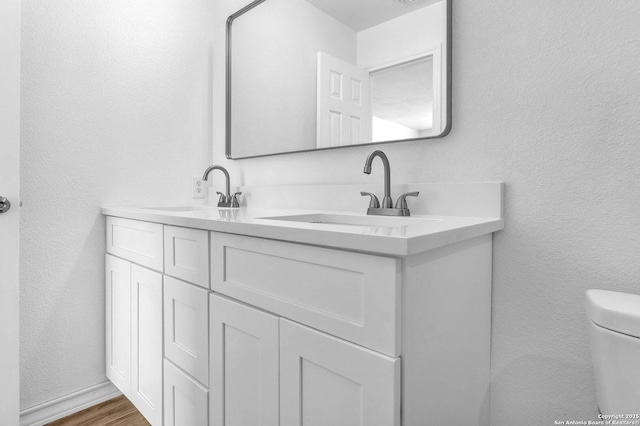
[[164, 276, 209, 385], [164, 360, 209, 426], [210, 295, 279, 426], [131, 264, 163, 425], [105, 255, 131, 395], [280, 319, 400, 426]]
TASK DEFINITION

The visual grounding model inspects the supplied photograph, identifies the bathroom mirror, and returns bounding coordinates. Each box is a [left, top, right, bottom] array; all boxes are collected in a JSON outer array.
[[226, 0, 451, 159]]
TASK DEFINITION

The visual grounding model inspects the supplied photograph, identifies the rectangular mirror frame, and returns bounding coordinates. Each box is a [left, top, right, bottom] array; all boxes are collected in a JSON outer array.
[[225, 0, 452, 159]]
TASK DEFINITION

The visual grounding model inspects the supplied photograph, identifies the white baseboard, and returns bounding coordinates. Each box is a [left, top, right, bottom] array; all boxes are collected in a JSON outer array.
[[20, 381, 121, 426]]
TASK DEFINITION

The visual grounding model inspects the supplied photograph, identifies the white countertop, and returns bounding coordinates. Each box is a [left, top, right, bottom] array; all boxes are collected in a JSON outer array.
[[101, 205, 504, 256]]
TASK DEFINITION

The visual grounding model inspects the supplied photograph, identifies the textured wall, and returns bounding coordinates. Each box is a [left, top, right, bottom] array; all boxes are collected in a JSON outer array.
[[216, 0, 640, 424], [20, 0, 214, 409]]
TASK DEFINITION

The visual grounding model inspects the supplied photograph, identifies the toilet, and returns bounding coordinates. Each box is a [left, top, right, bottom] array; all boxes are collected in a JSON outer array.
[[586, 289, 640, 414]]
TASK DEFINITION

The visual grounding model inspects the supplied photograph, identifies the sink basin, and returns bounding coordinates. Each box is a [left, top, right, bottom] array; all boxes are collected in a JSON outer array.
[[141, 205, 216, 212], [259, 213, 439, 228]]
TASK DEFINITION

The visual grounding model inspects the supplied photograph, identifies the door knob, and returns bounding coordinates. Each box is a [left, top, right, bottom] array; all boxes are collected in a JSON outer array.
[[0, 196, 11, 213]]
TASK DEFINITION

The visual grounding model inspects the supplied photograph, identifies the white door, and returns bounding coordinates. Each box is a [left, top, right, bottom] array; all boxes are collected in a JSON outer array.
[[130, 264, 163, 425], [210, 294, 279, 426], [316, 52, 371, 148], [0, 0, 21, 422], [280, 319, 401, 426]]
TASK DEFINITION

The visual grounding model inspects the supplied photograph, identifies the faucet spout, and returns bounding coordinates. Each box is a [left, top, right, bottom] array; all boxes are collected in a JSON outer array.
[[363, 150, 393, 208], [202, 165, 231, 199]]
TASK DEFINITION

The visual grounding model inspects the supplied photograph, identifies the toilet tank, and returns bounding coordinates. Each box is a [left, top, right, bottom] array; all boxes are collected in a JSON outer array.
[[586, 289, 640, 415]]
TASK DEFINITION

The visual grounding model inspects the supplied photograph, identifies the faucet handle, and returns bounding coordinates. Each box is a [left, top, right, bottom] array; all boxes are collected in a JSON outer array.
[[360, 192, 380, 208], [395, 191, 420, 210], [216, 192, 228, 203], [230, 192, 242, 208]]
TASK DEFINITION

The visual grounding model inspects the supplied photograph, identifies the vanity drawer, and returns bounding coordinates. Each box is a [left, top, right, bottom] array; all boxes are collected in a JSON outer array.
[[210, 232, 401, 357], [164, 225, 209, 289], [106, 217, 163, 271]]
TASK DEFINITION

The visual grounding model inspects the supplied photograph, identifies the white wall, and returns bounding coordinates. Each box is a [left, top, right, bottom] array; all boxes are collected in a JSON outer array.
[[357, 1, 446, 69], [216, 0, 640, 424], [20, 0, 214, 411]]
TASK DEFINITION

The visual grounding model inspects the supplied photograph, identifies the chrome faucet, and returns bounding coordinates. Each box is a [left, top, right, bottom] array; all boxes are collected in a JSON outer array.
[[362, 150, 419, 216], [202, 165, 242, 208], [363, 150, 393, 208]]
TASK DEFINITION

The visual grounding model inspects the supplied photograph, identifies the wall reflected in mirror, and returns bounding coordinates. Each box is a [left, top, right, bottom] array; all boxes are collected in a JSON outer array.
[[371, 56, 437, 142], [227, 0, 450, 159]]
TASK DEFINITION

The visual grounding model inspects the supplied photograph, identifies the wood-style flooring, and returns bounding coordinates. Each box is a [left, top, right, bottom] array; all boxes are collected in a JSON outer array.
[[47, 395, 150, 426]]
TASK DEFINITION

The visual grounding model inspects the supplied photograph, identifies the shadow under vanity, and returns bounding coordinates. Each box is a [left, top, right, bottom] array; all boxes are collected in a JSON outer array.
[[102, 182, 503, 426]]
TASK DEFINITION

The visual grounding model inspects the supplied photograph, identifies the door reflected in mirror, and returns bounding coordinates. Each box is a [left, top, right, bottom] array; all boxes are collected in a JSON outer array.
[[227, 0, 451, 159]]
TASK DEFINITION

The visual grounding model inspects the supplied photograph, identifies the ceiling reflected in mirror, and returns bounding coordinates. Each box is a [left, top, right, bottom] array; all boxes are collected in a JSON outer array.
[[305, 0, 441, 31]]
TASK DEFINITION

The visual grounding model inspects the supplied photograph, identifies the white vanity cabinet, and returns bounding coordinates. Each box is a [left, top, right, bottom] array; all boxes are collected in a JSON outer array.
[[208, 231, 493, 426], [105, 205, 498, 426], [105, 217, 164, 426]]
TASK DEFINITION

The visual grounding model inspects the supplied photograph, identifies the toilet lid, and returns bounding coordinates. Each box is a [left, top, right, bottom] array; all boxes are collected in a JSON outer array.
[[586, 289, 640, 338]]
